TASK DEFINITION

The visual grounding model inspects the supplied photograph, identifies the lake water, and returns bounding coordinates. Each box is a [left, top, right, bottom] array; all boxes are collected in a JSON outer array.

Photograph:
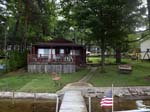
[[0, 97, 150, 112], [0, 99, 56, 112], [88, 97, 150, 112]]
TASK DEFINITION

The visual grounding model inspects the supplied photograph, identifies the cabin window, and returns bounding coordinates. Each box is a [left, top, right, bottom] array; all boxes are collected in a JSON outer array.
[[60, 49, 64, 54], [70, 50, 80, 56], [38, 49, 49, 58], [38, 49, 45, 57], [49, 49, 56, 59], [75, 50, 80, 55], [38, 48, 56, 59]]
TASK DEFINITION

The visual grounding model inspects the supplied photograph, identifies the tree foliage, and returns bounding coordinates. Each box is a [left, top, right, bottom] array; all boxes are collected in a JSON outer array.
[[0, 0, 57, 51], [60, 0, 146, 68], [0, 0, 58, 70], [0, 0, 147, 71]]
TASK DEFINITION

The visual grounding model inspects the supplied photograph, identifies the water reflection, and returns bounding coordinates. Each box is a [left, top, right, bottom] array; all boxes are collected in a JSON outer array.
[[0, 99, 56, 112], [90, 97, 150, 112], [136, 100, 150, 110], [115, 100, 150, 112], [114, 98, 150, 111], [0, 97, 150, 112]]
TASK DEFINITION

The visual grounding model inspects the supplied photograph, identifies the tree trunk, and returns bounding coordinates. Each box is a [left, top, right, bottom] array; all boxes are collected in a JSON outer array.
[[12, 0, 22, 51], [115, 47, 121, 64], [147, 0, 150, 29], [100, 37, 105, 72], [22, 0, 29, 51], [13, 17, 20, 39]]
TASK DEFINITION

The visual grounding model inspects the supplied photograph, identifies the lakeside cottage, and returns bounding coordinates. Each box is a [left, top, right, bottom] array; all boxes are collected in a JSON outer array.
[[27, 38, 86, 73]]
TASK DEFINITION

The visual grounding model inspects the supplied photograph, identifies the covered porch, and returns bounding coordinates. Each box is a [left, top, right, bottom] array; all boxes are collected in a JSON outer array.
[[27, 54, 75, 64], [27, 38, 86, 73]]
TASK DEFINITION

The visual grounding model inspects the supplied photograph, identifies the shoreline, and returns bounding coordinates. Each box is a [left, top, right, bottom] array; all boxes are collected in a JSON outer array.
[[0, 86, 149, 100]]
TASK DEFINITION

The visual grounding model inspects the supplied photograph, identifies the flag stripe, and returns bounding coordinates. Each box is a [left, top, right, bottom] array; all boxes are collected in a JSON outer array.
[[100, 90, 113, 108]]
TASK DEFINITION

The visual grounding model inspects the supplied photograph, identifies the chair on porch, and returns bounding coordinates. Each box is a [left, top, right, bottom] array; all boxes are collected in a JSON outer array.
[[51, 72, 61, 86]]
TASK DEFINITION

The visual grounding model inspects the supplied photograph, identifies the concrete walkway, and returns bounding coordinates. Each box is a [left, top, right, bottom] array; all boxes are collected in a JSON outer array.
[[58, 68, 96, 112], [57, 67, 95, 96], [59, 91, 87, 112], [78, 67, 97, 83]]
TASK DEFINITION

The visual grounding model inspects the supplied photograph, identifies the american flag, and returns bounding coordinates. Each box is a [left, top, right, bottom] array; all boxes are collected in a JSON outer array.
[[100, 90, 113, 108]]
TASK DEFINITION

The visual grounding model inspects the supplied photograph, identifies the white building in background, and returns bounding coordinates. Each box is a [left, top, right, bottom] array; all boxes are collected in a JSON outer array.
[[140, 38, 150, 59]]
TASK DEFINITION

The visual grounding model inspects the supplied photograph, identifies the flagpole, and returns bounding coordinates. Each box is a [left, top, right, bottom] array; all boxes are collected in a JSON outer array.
[[112, 84, 114, 112]]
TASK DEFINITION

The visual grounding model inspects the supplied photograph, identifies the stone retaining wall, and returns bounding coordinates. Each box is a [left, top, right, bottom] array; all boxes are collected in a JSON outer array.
[[57, 86, 150, 100], [0, 92, 57, 100], [1, 87, 150, 100]]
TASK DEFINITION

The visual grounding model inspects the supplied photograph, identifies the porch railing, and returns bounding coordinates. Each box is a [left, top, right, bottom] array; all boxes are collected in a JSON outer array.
[[27, 54, 76, 64]]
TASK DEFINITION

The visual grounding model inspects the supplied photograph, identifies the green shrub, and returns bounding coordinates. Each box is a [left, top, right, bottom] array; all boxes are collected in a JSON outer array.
[[0, 50, 5, 57], [6, 50, 27, 71]]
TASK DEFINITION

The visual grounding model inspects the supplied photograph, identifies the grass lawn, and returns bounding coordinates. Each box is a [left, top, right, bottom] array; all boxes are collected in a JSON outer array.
[[89, 60, 150, 86], [0, 59, 149, 92], [0, 59, 3, 63], [0, 68, 89, 92], [86, 56, 129, 64], [0, 59, 5, 65], [87, 56, 100, 64]]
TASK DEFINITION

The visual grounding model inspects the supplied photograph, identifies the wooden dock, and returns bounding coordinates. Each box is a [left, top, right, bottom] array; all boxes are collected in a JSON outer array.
[[59, 91, 87, 112]]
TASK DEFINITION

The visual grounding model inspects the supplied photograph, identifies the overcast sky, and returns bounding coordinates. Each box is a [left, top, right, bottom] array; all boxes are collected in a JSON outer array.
[[142, 0, 147, 5]]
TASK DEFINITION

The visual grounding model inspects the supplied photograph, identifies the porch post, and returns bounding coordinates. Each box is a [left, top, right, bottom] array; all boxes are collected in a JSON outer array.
[[32, 46, 36, 54], [27, 54, 29, 64], [51, 47, 53, 62]]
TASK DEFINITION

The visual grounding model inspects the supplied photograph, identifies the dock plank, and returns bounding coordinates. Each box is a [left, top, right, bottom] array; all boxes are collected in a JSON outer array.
[[59, 91, 87, 112]]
